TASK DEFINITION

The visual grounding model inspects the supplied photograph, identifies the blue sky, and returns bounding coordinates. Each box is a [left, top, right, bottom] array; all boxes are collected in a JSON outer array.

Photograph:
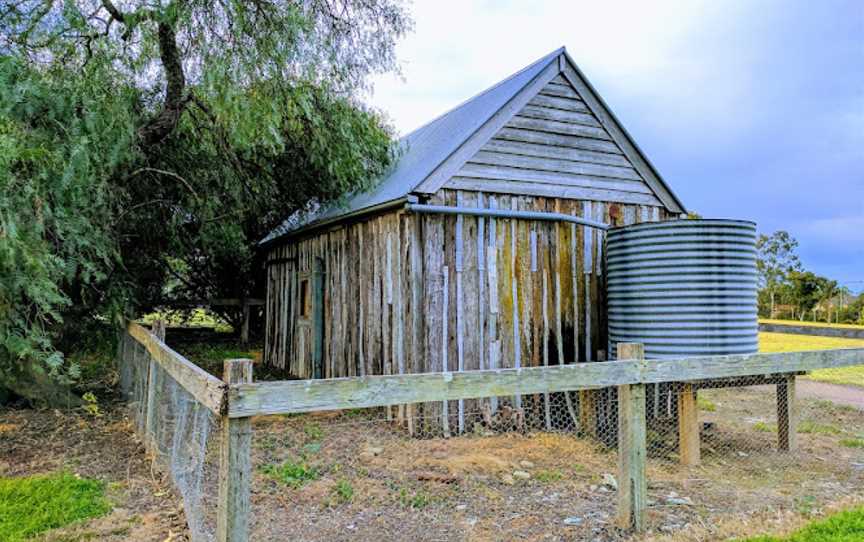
[[369, 0, 863, 292]]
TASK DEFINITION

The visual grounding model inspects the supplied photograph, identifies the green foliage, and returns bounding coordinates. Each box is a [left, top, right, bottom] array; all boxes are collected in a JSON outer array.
[[756, 231, 801, 318], [697, 396, 717, 412], [333, 479, 354, 504], [0, 1, 412, 401], [756, 231, 859, 325], [396, 487, 431, 509], [753, 421, 775, 433], [797, 421, 841, 435], [260, 460, 320, 489], [839, 438, 864, 449], [0, 472, 111, 541], [534, 470, 564, 483], [736, 505, 864, 542]]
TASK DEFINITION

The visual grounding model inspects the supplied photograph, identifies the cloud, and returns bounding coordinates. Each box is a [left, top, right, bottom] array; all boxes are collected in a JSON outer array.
[[365, 0, 864, 284]]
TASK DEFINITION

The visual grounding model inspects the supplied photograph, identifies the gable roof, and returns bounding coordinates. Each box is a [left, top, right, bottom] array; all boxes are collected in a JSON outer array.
[[262, 47, 685, 246]]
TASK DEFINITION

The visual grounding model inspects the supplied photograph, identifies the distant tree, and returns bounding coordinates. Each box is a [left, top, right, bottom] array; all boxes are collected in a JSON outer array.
[[0, 0, 412, 404], [756, 231, 802, 318]]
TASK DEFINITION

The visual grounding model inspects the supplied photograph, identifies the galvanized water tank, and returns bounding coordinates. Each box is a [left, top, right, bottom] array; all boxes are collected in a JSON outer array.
[[606, 219, 758, 359]]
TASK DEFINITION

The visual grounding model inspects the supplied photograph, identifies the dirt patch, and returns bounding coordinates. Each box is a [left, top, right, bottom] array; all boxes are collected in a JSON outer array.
[[3, 384, 863, 541], [245, 387, 864, 541], [0, 403, 189, 541], [797, 379, 864, 409]]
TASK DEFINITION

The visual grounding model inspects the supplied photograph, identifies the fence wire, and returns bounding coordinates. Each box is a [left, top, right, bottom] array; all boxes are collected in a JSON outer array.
[[118, 331, 222, 542], [118, 328, 864, 541]]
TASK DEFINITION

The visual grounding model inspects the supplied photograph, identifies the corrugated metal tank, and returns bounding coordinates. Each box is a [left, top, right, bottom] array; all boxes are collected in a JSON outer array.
[[606, 219, 758, 359]]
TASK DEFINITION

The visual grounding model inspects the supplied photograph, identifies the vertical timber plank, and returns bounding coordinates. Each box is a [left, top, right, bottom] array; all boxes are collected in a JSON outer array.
[[616, 343, 647, 533], [217, 358, 253, 542], [777, 375, 797, 452], [677, 383, 701, 465], [144, 320, 166, 453]]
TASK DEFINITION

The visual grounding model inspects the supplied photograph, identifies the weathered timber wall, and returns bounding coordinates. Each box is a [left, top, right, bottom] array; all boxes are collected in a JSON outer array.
[[442, 75, 662, 207], [264, 192, 669, 381]]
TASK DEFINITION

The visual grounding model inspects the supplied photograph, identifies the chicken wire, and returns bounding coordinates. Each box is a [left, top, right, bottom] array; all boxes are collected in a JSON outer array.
[[246, 394, 626, 541], [118, 325, 864, 540], [117, 331, 222, 542]]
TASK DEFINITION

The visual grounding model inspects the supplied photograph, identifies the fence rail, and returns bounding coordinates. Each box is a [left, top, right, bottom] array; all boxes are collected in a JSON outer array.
[[119, 321, 864, 541], [759, 321, 864, 339], [228, 348, 864, 417]]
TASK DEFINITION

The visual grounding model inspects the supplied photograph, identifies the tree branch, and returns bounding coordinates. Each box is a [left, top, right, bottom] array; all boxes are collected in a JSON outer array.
[[127, 167, 198, 199]]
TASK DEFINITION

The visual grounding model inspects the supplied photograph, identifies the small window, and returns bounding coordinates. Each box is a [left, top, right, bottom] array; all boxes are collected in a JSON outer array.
[[299, 279, 311, 318]]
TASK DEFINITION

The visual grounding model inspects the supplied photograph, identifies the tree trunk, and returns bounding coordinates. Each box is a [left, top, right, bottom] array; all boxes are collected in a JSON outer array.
[[1, 362, 82, 408]]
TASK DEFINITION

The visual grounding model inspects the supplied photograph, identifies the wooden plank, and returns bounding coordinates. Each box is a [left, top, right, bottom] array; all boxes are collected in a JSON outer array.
[[777, 375, 797, 452], [228, 348, 864, 417], [445, 178, 661, 206], [456, 193, 466, 432], [455, 163, 651, 193], [128, 323, 226, 415], [415, 61, 560, 194], [469, 150, 643, 181], [483, 138, 631, 167], [217, 359, 253, 542], [538, 84, 582, 100], [528, 94, 589, 113], [519, 105, 601, 127], [677, 383, 700, 466], [616, 343, 647, 532], [496, 127, 622, 155], [510, 199, 522, 410], [559, 62, 684, 213], [508, 115, 611, 140], [143, 320, 167, 452]]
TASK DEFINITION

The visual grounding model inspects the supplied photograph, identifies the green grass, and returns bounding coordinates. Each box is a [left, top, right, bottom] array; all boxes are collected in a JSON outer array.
[[737, 505, 864, 541], [839, 438, 864, 449], [260, 460, 320, 488], [534, 469, 564, 483], [333, 480, 354, 503], [141, 308, 233, 331], [759, 332, 864, 387], [174, 341, 259, 376], [0, 472, 111, 541], [697, 396, 717, 412], [760, 319, 864, 330], [753, 421, 776, 433], [797, 421, 843, 435]]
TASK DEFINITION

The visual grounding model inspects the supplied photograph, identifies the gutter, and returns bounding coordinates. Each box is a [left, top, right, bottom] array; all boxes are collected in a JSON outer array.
[[260, 197, 610, 251], [406, 203, 609, 231]]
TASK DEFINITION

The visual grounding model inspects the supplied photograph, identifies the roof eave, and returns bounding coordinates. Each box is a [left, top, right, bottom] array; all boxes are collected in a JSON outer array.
[[258, 195, 416, 251]]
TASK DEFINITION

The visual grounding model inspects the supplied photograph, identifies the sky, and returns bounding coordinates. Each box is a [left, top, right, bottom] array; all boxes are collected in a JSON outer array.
[[367, 0, 864, 292]]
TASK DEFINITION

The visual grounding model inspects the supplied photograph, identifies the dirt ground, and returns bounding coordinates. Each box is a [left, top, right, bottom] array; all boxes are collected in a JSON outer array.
[[0, 402, 188, 541], [2, 384, 863, 542], [241, 385, 864, 542]]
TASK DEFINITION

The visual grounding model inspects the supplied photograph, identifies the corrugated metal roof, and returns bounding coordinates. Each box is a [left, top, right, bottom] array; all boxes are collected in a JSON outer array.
[[261, 47, 564, 245]]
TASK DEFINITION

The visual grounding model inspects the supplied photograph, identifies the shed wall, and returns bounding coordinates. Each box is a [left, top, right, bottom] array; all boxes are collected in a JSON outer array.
[[264, 193, 669, 380]]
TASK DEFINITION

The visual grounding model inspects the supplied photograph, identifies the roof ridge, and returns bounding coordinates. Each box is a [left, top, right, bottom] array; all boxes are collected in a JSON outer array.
[[398, 46, 565, 140]]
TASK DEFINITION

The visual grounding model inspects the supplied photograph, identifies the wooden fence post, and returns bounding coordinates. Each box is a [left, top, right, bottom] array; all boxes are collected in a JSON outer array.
[[677, 383, 700, 465], [777, 375, 797, 452], [616, 343, 647, 532], [240, 299, 250, 345], [217, 358, 253, 542], [144, 320, 167, 453]]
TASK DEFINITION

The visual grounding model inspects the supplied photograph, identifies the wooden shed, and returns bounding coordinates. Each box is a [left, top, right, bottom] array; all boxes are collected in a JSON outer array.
[[260, 47, 686, 426]]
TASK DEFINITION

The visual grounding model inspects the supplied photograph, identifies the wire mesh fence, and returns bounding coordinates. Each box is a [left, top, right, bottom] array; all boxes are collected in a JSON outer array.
[[118, 330, 222, 542], [116, 323, 864, 541]]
